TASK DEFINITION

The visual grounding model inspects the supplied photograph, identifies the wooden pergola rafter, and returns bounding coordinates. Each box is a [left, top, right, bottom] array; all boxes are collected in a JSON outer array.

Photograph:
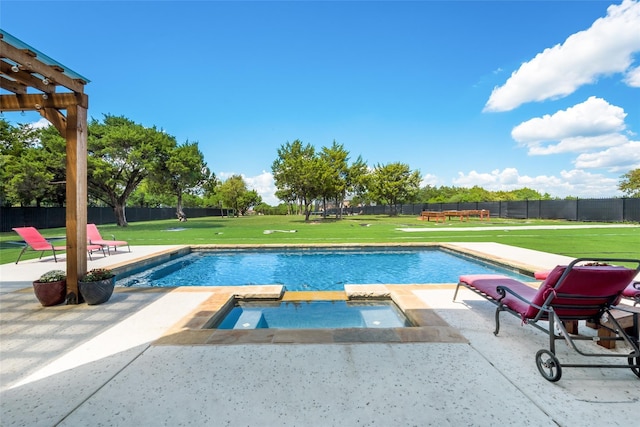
[[0, 29, 90, 304]]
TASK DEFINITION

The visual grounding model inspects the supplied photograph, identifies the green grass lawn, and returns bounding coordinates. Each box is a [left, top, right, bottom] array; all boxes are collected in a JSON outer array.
[[1, 215, 638, 264]]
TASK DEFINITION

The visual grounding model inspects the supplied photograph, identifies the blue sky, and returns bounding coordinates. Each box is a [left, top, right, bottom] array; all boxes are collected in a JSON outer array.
[[2, 1, 639, 205]]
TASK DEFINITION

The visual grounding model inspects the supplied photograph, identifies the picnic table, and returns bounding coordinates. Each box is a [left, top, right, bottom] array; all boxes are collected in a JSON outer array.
[[418, 209, 490, 222], [419, 211, 446, 222]]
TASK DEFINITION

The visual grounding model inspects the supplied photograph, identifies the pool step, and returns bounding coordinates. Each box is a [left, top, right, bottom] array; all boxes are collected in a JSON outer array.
[[360, 308, 406, 328], [233, 309, 265, 329]]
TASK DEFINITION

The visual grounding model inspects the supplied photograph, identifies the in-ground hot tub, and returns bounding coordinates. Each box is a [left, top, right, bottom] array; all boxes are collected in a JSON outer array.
[[209, 299, 413, 330]]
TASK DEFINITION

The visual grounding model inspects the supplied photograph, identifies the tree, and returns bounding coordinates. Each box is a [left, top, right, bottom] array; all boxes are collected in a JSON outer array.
[[128, 181, 174, 207], [148, 141, 214, 220], [367, 162, 421, 215], [319, 141, 349, 218], [619, 169, 640, 197], [5, 148, 53, 206], [218, 175, 262, 216], [346, 155, 369, 204], [87, 115, 176, 226], [272, 140, 323, 220], [39, 124, 71, 206], [0, 119, 48, 206]]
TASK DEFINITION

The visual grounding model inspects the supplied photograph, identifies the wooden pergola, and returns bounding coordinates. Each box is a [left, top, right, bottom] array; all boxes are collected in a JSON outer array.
[[1, 29, 90, 304]]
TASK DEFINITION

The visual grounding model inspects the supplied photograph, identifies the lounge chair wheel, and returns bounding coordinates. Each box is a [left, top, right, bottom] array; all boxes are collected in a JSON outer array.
[[535, 349, 562, 382], [629, 353, 640, 379]]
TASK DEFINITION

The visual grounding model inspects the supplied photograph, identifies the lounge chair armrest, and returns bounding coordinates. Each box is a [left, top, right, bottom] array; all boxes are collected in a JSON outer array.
[[497, 285, 552, 322], [496, 285, 547, 312]]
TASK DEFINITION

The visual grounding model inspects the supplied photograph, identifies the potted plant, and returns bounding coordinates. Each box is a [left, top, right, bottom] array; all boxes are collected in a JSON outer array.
[[78, 268, 116, 305], [33, 270, 67, 307]]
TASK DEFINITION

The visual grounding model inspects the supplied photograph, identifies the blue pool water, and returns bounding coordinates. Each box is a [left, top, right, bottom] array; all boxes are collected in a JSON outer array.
[[119, 247, 532, 291], [213, 300, 411, 329]]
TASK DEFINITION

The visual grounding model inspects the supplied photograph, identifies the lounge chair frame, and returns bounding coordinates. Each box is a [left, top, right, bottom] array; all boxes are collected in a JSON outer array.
[[13, 227, 105, 263], [87, 223, 130, 255], [454, 257, 640, 382]]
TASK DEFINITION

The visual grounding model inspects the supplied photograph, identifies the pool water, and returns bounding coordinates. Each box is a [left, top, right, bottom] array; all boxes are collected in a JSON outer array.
[[212, 300, 412, 330], [119, 247, 532, 291]]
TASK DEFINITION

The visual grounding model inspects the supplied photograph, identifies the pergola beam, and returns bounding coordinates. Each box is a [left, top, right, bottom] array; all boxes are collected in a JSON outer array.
[[40, 107, 68, 137], [0, 60, 55, 93], [1, 39, 86, 93], [0, 92, 88, 111], [0, 75, 27, 94]]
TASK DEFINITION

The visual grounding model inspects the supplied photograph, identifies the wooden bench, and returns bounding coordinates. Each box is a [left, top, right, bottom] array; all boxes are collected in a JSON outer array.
[[443, 210, 470, 221], [418, 209, 491, 222], [465, 209, 490, 220], [419, 211, 445, 222]]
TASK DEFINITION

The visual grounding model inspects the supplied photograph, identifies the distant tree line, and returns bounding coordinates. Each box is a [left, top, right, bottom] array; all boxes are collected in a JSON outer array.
[[2, 117, 639, 224], [269, 139, 639, 218], [1, 116, 216, 226]]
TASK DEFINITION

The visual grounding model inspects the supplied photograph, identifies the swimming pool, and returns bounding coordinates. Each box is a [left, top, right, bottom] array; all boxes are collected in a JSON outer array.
[[118, 247, 532, 291], [212, 300, 412, 330]]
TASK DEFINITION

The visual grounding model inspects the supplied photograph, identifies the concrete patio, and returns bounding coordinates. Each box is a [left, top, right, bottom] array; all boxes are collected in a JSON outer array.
[[1, 243, 638, 426]]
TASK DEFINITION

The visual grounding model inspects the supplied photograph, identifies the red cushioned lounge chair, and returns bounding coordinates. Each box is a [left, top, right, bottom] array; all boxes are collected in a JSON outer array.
[[453, 258, 640, 382], [13, 227, 105, 264], [87, 223, 130, 255]]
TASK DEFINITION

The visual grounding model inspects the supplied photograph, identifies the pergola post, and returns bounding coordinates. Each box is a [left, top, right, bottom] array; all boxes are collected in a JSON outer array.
[[65, 104, 88, 303], [1, 30, 90, 304]]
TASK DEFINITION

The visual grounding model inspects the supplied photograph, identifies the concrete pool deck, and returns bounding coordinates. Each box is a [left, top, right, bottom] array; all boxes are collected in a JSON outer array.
[[1, 242, 639, 426]]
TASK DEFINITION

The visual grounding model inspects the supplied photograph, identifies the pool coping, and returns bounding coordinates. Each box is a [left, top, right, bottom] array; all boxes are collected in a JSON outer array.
[[152, 284, 474, 345]]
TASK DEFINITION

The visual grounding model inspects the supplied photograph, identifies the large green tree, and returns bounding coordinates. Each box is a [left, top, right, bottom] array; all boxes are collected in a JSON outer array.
[[2, 120, 63, 207], [619, 169, 640, 197], [218, 175, 262, 216], [39, 124, 70, 206], [5, 148, 52, 207], [318, 141, 349, 217], [367, 162, 421, 215], [318, 141, 368, 218], [87, 115, 177, 226], [148, 141, 214, 220], [272, 140, 323, 220]]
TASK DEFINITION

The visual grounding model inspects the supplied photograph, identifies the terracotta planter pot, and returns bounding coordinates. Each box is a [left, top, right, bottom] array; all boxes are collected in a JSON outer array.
[[33, 280, 66, 307], [78, 277, 116, 305]]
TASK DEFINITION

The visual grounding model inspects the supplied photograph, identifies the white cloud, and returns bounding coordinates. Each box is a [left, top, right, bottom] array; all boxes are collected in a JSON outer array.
[[217, 171, 236, 180], [624, 65, 640, 86], [510, 97, 636, 173], [29, 118, 51, 129], [453, 167, 621, 198], [511, 97, 626, 145], [220, 171, 279, 206], [528, 133, 629, 155], [574, 140, 640, 171], [485, 0, 640, 112], [244, 171, 279, 206], [419, 173, 439, 187], [453, 168, 538, 190]]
